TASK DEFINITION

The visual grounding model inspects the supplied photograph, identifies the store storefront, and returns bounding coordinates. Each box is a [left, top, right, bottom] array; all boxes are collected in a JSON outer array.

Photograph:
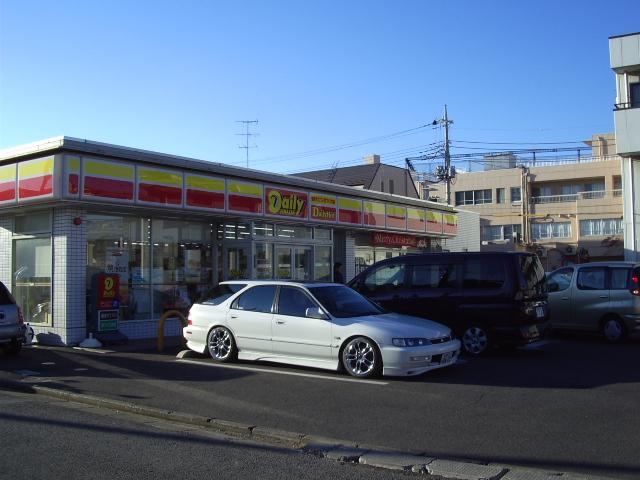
[[0, 137, 458, 345]]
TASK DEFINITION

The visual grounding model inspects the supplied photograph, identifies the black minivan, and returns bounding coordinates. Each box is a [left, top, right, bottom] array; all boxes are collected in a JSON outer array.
[[349, 252, 549, 355]]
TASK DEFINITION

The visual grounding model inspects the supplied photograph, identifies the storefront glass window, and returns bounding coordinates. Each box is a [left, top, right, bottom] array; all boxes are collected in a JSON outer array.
[[276, 225, 312, 239], [227, 247, 249, 279], [254, 243, 273, 279], [253, 222, 274, 237], [87, 215, 151, 320], [13, 236, 52, 324], [151, 219, 212, 316], [314, 246, 332, 281], [314, 228, 332, 241]]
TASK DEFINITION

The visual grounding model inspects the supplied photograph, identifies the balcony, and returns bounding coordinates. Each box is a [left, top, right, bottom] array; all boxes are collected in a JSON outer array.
[[531, 190, 610, 204], [614, 106, 640, 156], [530, 190, 623, 216]]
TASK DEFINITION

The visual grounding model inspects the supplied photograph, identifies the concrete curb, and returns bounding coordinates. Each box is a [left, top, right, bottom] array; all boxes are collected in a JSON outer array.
[[0, 379, 620, 480]]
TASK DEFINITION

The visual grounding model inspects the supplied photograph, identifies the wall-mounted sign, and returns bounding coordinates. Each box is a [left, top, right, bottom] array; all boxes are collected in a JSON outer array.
[[18, 157, 54, 200], [373, 232, 427, 248], [83, 158, 135, 201], [443, 213, 458, 235], [310, 193, 337, 222], [363, 201, 385, 227], [91, 273, 121, 333], [407, 207, 426, 232], [0, 164, 16, 204], [228, 180, 263, 214], [138, 167, 183, 205], [386, 204, 407, 230], [265, 187, 308, 218], [338, 197, 362, 225], [186, 174, 225, 211]]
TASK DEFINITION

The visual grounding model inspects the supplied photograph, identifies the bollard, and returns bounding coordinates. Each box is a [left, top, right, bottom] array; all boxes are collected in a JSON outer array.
[[157, 309, 188, 352]]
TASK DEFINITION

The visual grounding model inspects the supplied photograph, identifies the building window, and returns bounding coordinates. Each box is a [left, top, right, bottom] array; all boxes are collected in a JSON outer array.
[[454, 189, 491, 205], [389, 180, 395, 194], [579, 218, 623, 236], [13, 236, 52, 324], [532, 222, 572, 240], [631, 82, 640, 108], [276, 225, 312, 239], [496, 188, 505, 204], [314, 245, 332, 281], [510, 187, 521, 202], [380, 181, 384, 192], [481, 224, 521, 241]]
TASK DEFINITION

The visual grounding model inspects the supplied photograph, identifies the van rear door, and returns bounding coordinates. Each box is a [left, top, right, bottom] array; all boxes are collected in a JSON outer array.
[[404, 261, 460, 324]]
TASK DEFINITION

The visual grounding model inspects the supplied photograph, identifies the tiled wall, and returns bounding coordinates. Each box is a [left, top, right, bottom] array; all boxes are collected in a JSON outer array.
[[345, 232, 356, 282], [0, 216, 12, 289]]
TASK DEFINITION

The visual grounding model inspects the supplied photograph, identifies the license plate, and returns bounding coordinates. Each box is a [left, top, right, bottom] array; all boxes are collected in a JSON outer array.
[[441, 351, 455, 364], [536, 306, 545, 318]]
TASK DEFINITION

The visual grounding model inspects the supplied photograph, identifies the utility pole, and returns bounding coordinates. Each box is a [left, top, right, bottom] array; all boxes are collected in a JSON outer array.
[[432, 105, 454, 205], [236, 120, 259, 167]]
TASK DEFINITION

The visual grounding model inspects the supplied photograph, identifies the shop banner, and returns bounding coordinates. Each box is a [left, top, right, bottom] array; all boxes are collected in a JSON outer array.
[[185, 174, 225, 210], [228, 180, 263, 214], [138, 167, 183, 205], [407, 207, 426, 232], [363, 201, 386, 227], [310, 193, 337, 222], [265, 187, 308, 219], [0, 164, 16, 204], [386, 204, 407, 230], [83, 158, 135, 201], [426, 210, 443, 234], [18, 157, 54, 200], [338, 197, 362, 225], [64, 156, 80, 198], [373, 232, 427, 248], [443, 213, 459, 235]]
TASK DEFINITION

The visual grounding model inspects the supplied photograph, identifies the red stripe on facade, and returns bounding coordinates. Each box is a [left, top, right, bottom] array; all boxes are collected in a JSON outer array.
[[69, 174, 79, 194], [139, 183, 182, 204], [407, 218, 425, 232], [84, 176, 134, 200], [443, 224, 458, 235], [386, 216, 406, 229], [228, 194, 263, 214], [426, 221, 442, 234], [186, 189, 225, 210], [0, 181, 16, 201], [19, 175, 53, 199], [363, 213, 385, 227], [339, 210, 362, 224]]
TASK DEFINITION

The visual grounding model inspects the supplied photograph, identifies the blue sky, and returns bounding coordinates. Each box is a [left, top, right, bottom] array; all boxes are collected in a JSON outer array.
[[1, 0, 638, 174]]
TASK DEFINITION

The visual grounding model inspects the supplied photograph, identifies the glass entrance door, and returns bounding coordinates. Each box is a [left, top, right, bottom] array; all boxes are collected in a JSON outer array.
[[276, 245, 312, 280], [223, 244, 250, 280]]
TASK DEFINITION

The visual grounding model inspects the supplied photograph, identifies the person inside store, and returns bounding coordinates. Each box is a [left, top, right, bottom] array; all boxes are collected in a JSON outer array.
[[333, 262, 344, 283]]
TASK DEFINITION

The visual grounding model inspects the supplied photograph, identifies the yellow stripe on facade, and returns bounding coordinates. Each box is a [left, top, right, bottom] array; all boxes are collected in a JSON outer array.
[[85, 160, 134, 180], [186, 175, 225, 192], [228, 181, 262, 197], [386, 205, 406, 217], [444, 214, 458, 224], [67, 156, 80, 172], [407, 207, 426, 220], [18, 157, 54, 178], [139, 168, 182, 186], [426, 211, 442, 222], [338, 198, 362, 211], [0, 164, 16, 182], [363, 201, 385, 215]]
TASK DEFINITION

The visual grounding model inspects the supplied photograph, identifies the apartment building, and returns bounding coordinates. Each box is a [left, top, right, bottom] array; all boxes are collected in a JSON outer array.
[[610, 32, 640, 261], [427, 134, 623, 270]]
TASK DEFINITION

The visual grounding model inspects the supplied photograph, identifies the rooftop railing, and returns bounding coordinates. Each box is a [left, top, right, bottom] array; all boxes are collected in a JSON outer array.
[[531, 189, 622, 204]]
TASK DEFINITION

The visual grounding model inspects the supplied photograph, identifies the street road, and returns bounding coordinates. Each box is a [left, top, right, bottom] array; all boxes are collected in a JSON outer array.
[[0, 389, 408, 480], [1, 335, 639, 479]]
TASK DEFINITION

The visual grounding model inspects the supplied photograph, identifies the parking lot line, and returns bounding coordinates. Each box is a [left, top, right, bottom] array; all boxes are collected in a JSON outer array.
[[176, 359, 389, 385]]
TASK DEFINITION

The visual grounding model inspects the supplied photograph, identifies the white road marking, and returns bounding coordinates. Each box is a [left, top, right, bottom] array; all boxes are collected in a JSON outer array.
[[41, 362, 56, 365], [72, 347, 115, 354], [521, 340, 556, 350], [176, 359, 388, 385], [74, 368, 89, 372], [15, 370, 40, 376]]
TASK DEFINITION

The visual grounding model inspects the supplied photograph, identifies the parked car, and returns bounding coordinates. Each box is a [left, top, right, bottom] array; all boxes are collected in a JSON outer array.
[[184, 281, 461, 378], [348, 252, 549, 355], [0, 281, 26, 355], [547, 261, 640, 342]]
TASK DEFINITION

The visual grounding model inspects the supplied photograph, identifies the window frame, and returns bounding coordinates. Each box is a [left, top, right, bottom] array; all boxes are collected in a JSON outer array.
[[230, 285, 277, 313]]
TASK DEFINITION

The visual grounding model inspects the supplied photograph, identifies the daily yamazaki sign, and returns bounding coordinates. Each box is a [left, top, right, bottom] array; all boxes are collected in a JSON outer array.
[[0, 154, 457, 237], [373, 232, 428, 248], [266, 187, 308, 218]]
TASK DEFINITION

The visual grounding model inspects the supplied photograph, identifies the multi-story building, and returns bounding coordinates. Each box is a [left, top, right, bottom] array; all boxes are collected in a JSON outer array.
[[427, 134, 623, 270], [610, 32, 640, 261]]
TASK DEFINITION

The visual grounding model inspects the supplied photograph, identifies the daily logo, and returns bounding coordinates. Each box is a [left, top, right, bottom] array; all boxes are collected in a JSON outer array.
[[267, 189, 307, 217]]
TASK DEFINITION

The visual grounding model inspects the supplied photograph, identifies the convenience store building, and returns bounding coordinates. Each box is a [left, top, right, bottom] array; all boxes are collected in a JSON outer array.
[[0, 137, 459, 345]]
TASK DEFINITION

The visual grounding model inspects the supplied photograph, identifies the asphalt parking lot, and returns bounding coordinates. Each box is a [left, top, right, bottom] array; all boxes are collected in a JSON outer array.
[[1, 335, 639, 478]]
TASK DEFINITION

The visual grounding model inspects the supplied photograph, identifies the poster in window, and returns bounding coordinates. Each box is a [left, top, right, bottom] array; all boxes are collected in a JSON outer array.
[[185, 249, 202, 283]]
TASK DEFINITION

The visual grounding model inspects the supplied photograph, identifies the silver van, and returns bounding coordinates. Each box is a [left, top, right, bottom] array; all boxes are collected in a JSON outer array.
[[0, 281, 26, 355], [547, 262, 640, 342]]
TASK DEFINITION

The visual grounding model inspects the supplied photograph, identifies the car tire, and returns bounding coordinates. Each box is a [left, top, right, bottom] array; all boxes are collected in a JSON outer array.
[[601, 315, 626, 343], [461, 325, 491, 356], [207, 327, 237, 362], [341, 336, 382, 379], [3, 339, 22, 356]]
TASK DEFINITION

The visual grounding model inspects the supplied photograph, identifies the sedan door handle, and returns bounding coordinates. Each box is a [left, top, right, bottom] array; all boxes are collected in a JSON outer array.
[[276, 320, 286, 325], [599, 295, 608, 299], [230, 315, 239, 319], [561, 297, 569, 300]]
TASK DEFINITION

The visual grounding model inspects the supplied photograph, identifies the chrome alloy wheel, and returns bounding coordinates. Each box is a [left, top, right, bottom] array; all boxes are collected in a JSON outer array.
[[462, 326, 489, 355], [343, 337, 377, 377], [208, 327, 233, 361]]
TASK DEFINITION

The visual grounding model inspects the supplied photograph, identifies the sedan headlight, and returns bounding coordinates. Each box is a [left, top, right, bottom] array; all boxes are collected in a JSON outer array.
[[392, 338, 431, 347]]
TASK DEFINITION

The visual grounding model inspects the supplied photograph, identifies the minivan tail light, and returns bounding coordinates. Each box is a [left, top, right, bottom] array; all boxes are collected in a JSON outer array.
[[631, 275, 640, 296]]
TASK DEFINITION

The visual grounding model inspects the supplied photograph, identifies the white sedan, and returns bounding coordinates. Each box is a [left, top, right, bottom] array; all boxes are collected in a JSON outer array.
[[184, 281, 461, 378]]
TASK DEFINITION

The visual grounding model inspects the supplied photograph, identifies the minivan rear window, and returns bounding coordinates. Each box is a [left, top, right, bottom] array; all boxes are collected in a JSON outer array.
[[519, 255, 546, 292]]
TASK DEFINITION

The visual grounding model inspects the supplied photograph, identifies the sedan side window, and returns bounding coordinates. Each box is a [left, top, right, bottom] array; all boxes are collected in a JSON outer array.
[[363, 264, 406, 293], [547, 268, 573, 292], [231, 285, 277, 313], [278, 287, 318, 317], [576, 267, 606, 291]]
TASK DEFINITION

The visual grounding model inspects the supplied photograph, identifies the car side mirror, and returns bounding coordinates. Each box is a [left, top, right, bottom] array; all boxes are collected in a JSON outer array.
[[305, 307, 328, 320]]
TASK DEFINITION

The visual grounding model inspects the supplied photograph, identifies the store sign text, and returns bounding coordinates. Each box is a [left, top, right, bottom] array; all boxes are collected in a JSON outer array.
[[266, 188, 307, 218], [373, 232, 427, 248]]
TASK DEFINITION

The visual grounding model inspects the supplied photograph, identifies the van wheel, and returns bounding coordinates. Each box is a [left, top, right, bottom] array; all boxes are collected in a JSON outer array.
[[601, 315, 626, 343], [462, 326, 490, 356]]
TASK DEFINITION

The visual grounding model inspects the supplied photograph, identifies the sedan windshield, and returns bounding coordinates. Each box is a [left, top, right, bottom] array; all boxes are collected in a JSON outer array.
[[308, 285, 385, 318]]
